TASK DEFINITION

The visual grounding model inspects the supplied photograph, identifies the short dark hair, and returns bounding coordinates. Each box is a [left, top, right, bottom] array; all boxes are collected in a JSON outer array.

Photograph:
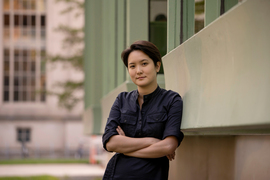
[[121, 40, 162, 67]]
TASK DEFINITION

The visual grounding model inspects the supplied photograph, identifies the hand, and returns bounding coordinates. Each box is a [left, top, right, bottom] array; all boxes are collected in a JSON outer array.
[[166, 151, 175, 161], [116, 126, 125, 136]]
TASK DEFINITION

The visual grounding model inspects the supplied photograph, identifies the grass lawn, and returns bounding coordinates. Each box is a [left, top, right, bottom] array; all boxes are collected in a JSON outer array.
[[0, 159, 89, 165], [0, 175, 59, 180], [0, 176, 102, 180]]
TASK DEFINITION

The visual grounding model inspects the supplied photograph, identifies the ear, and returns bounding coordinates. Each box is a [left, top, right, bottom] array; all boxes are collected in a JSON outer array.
[[156, 61, 161, 72]]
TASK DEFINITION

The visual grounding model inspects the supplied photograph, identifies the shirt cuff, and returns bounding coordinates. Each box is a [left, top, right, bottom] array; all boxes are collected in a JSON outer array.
[[102, 130, 118, 152]]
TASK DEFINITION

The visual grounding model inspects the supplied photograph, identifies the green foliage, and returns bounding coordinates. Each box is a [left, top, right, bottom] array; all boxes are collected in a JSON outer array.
[[51, 81, 84, 111], [55, 25, 84, 49], [56, 0, 84, 17], [45, 0, 84, 111], [0, 175, 59, 180]]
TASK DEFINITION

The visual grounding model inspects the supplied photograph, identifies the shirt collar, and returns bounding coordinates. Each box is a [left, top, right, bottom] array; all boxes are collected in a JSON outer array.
[[133, 86, 161, 102]]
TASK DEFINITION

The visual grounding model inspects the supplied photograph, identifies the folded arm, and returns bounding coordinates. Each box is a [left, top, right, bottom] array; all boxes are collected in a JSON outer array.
[[124, 136, 178, 160], [106, 126, 161, 153]]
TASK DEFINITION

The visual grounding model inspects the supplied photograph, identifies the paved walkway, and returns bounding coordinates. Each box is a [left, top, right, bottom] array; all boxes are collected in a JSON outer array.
[[0, 164, 105, 178]]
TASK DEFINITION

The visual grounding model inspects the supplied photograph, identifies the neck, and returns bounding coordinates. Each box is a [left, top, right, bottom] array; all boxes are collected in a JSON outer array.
[[137, 83, 158, 98]]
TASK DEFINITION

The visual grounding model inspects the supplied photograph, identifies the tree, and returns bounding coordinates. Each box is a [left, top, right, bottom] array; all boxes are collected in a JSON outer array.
[[46, 0, 84, 111]]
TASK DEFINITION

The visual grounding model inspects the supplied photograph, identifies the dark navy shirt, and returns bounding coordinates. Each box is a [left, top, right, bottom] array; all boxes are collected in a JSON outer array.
[[102, 86, 184, 180]]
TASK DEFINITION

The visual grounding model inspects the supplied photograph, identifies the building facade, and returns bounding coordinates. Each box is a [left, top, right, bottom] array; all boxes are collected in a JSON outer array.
[[84, 0, 270, 179], [0, 0, 89, 159]]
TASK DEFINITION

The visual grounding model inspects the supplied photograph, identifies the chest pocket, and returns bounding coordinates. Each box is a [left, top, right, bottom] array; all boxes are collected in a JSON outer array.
[[146, 113, 167, 139], [120, 114, 137, 137]]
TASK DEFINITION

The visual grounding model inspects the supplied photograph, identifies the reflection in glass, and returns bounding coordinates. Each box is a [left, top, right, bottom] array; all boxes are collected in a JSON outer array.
[[14, 27, 20, 40], [22, 91, 27, 101], [23, 49, 28, 58], [41, 60, 46, 73], [23, 15, 28, 26], [4, 49, 10, 60], [4, 76, 9, 86], [31, 28, 36, 39], [195, 0, 205, 33], [4, 49, 10, 56], [14, 49, 20, 57], [30, 0, 36, 10], [4, 14, 10, 26], [4, 61, 10, 72], [41, 15, 46, 26], [14, 91, 19, 101], [22, 28, 28, 39], [31, 15, 36, 26], [14, 76, 19, 86], [14, 0, 20, 10], [41, 29, 46, 40], [22, 76, 27, 86], [37, 0, 46, 12], [14, 61, 19, 71], [22, 0, 28, 10], [3, 0, 10, 10], [31, 77, 35, 86], [14, 15, 20, 26], [31, 49, 36, 61], [31, 90, 35, 101], [4, 28, 10, 40], [4, 91, 9, 101], [31, 62, 36, 72], [23, 61, 28, 71]]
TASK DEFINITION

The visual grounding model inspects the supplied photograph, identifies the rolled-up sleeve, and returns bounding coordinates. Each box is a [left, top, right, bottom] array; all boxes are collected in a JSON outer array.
[[102, 94, 122, 151], [162, 95, 184, 146]]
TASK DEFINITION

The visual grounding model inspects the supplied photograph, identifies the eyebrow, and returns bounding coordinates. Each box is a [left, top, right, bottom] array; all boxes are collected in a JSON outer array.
[[128, 59, 149, 65]]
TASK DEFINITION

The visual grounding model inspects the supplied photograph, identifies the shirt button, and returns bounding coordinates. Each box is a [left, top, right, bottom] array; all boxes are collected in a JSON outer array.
[[124, 120, 127, 122], [139, 121, 142, 124]]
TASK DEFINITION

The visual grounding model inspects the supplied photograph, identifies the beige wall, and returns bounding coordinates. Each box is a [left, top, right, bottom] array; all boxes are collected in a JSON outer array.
[[163, 0, 270, 179], [0, 120, 90, 150], [169, 135, 270, 180]]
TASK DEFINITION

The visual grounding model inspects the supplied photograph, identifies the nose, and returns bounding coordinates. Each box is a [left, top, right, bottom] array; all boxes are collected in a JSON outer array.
[[136, 66, 142, 74]]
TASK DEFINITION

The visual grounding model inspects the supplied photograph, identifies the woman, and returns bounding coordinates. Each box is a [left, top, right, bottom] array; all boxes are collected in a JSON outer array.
[[102, 40, 183, 180]]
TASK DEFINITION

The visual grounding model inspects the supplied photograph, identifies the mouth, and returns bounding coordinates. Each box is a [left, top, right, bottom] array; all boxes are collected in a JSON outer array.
[[137, 76, 146, 80]]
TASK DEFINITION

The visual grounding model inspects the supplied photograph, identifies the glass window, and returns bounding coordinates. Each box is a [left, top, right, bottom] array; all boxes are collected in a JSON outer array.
[[31, 15, 36, 26], [195, 0, 205, 33], [37, 0, 46, 12], [4, 14, 10, 26], [30, 0, 36, 10], [14, 90, 19, 101], [14, 15, 20, 26], [4, 91, 9, 101], [149, 0, 167, 74], [2, 0, 46, 102], [3, 0, 10, 10], [17, 128, 31, 142], [4, 76, 9, 86], [22, 0, 28, 10], [23, 15, 28, 27], [4, 61, 10, 73], [14, 0, 20, 10], [41, 15, 46, 26]]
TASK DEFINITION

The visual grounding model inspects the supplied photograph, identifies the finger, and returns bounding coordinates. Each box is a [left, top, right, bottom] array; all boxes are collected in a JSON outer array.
[[166, 155, 172, 161], [118, 126, 125, 136], [116, 127, 121, 134], [116, 126, 125, 136]]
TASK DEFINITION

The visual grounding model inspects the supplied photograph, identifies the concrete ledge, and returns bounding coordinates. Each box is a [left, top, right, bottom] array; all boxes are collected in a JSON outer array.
[[163, 0, 270, 133]]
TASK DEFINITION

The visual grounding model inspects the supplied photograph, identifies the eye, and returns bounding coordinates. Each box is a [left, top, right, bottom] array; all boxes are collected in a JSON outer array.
[[129, 65, 135, 69], [142, 62, 148, 66]]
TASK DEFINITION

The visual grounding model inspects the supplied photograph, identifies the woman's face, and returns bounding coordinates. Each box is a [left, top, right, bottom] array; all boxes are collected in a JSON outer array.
[[127, 50, 161, 89]]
